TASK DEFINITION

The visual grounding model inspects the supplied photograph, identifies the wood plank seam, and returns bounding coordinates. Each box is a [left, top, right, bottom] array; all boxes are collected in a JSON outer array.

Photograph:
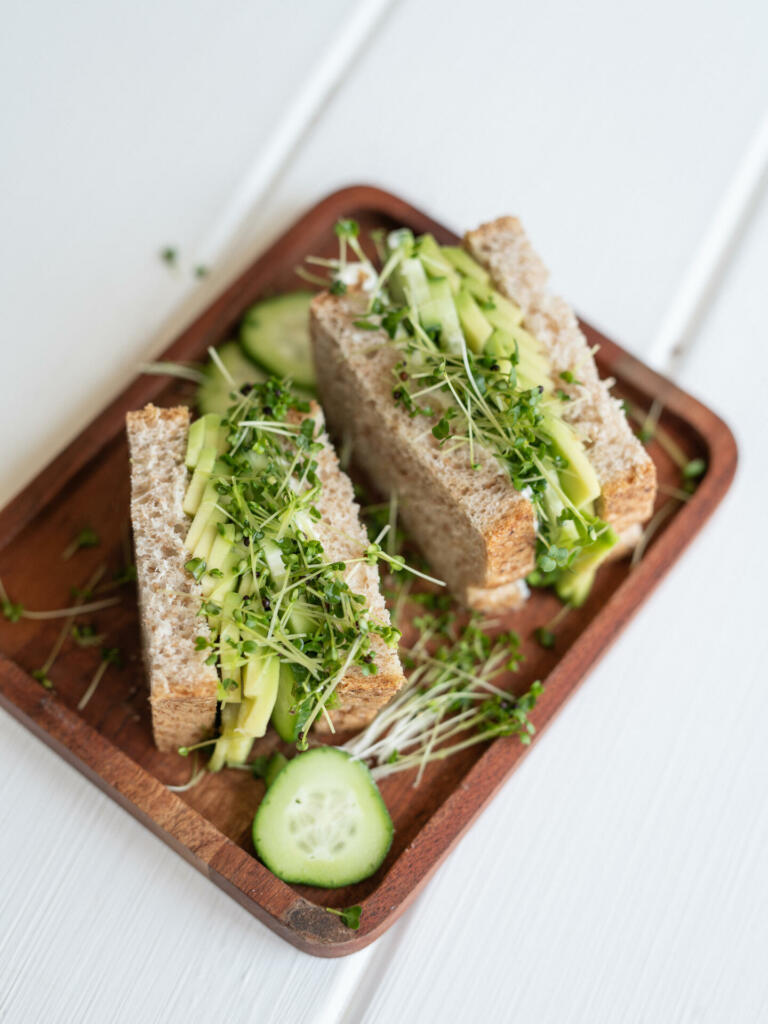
[[649, 109, 768, 375], [196, 0, 399, 268]]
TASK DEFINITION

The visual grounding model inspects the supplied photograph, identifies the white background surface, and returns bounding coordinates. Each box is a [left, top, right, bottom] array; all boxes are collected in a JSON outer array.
[[1, 1, 767, 1021]]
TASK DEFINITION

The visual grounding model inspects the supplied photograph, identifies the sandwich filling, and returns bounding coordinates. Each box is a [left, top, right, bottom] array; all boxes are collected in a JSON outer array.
[[182, 378, 399, 769], [326, 222, 618, 604]]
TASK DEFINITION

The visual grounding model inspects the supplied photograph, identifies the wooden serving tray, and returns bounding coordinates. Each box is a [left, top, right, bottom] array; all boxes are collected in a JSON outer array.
[[0, 186, 736, 956]]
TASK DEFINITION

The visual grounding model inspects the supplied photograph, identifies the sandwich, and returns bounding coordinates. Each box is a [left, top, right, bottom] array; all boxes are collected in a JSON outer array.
[[126, 381, 403, 761], [310, 217, 656, 611]]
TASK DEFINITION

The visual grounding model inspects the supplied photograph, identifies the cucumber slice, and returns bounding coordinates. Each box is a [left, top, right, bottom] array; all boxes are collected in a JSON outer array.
[[240, 292, 315, 389], [197, 341, 266, 416], [252, 747, 393, 887]]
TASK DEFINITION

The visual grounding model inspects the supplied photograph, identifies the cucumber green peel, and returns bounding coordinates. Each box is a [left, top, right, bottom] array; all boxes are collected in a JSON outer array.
[[317, 219, 617, 605], [253, 747, 393, 888]]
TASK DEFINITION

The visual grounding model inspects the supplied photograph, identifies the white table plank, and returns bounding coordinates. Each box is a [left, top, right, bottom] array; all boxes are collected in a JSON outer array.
[[1, 0, 767, 1020]]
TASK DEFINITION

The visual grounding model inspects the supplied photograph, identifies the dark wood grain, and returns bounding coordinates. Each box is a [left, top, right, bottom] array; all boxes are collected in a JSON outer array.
[[0, 186, 737, 956]]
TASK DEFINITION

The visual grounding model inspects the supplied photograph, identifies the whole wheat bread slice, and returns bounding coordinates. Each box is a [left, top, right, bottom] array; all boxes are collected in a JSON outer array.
[[127, 404, 219, 752], [310, 217, 656, 611], [127, 403, 404, 748]]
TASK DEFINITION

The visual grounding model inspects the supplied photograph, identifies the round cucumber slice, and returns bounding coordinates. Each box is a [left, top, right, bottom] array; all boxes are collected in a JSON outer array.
[[197, 340, 266, 415], [240, 292, 315, 389], [252, 747, 393, 887]]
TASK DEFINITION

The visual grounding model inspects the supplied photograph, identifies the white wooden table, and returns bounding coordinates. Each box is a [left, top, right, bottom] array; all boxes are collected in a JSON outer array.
[[1, 2, 766, 1020]]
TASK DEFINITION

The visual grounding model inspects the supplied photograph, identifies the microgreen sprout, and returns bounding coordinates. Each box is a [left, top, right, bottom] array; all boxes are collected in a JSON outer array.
[[325, 905, 362, 930], [534, 627, 556, 650], [160, 246, 178, 266], [167, 752, 207, 793], [71, 623, 106, 647], [0, 576, 120, 623], [77, 646, 122, 711], [61, 527, 100, 560], [344, 608, 542, 784], [28, 566, 108, 690], [625, 400, 708, 565]]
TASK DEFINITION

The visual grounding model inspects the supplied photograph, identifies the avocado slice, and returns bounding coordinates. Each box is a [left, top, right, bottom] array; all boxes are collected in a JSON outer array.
[[182, 446, 218, 515], [540, 409, 601, 509], [455, 286, 493, 353], [416, 234, 461, 291], [389, 256, 431, 308], [441, 246, 491, 284], [419, 277, 465, 353], [555, 524, 618, 606]]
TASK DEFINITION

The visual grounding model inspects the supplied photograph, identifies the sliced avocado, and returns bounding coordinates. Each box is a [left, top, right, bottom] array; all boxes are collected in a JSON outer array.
[[182, 446, 218, 515], [206, 524, 236, 573], [540, 409, 601, 508], [415, 234, 461, 291], [185, 481, 222, 555], [555, 525, 618, 607], [225, 733, 255, 767], [486, 329, 551, 390], [454, 286, 493, 353], [208, 736, 229, 773], [419, 277, 464, 354], [289, 600, 315, 635], [185, 415, 208, 469], [386, 227, 415, 256], [463, 279, 523, 328], [209, 705, 239, 771], [261, 537, 287, 588], [207, 568, 239, 604], [201, 413, 224, 452], [201, 528, 241, 598], [441, 246, 491, 284], [218, 594, 242, 703], [243, 652, 279, 700], [389, 256, 431, 308], [238, 657, 280, 736]]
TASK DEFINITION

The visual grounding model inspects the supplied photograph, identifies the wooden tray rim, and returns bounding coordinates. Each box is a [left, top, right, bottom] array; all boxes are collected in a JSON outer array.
[[0, 185, 738, 956]]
